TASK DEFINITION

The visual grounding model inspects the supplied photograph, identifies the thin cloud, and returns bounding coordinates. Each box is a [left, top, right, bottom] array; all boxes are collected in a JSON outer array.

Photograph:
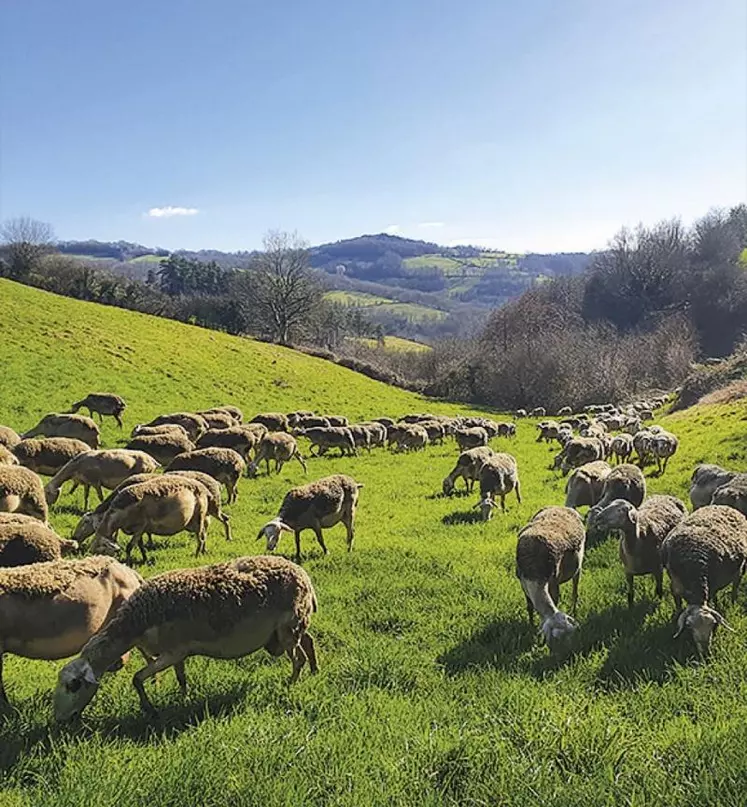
[[147, 206, 199, 218], [418, 221, 445, 229], [384, 224, 401, 234]]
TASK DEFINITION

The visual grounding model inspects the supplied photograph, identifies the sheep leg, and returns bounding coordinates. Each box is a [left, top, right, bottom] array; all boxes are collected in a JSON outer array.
[[132, 652, 185, 716], [626, 574, 635, 608], [286, 644, 307, 685], [0, 653, 6, 704], [220, 512, 232, 541], [732, 574, 742, 604], [174, 661, 188, 697], [300, 633, 318, 674], [515, 480, 522, 505], [654, 569, 664, 599], [294, 531, 303, 563], [115, 413, 123, 429], [571, 573, 580, 617], [344, 515, 354, 551], [312, 525, 328, 556], [126, 530, 147, 565], [83, 485, 91, 511], [524, 594, 535, 624], [549, 579, 560, 607], [500, 494, 506, 513]]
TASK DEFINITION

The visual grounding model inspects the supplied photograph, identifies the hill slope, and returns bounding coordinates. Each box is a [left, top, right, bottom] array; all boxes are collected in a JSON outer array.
[[1, 280, 747, 806]]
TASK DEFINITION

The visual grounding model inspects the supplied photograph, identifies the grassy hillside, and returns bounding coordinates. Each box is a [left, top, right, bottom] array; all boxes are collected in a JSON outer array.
[[349, 336, 431, 353], [1, 280, 747, 806], [324, 290, 447, 323]]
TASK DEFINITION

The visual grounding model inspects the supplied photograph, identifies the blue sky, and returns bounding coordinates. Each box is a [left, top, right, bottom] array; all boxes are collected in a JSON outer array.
[[1, 0, 745, 253]]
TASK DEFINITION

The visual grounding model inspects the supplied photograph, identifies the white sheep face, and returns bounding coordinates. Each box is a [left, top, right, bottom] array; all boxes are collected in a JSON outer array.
[[674, 605, 733, 655], [54, 659, 100, 721], [541, 612, 578, 648], [257, 519, 293, 551], [478, 497, 496, 521]]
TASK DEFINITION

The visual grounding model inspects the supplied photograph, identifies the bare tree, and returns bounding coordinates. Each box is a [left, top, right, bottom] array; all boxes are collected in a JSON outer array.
[[252, 230, 322, 344], [0, 217, 56, 280]]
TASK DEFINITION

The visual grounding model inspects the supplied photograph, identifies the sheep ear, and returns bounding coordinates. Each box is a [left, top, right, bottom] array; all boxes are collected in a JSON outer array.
[[673, 611, 688, 639], [83, 664, 98, 685], [278, 522, 294, 533], [712, 611, 736, 632], [255, 528, 265, 541]]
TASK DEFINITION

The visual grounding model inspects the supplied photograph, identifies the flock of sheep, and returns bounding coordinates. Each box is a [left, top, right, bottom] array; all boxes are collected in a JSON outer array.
[[0, 390, 746, 722]]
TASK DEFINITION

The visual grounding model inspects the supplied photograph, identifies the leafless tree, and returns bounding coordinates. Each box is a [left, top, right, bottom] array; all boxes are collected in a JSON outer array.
[[251, 230, 322, 344], [0, 216, 56, 279]]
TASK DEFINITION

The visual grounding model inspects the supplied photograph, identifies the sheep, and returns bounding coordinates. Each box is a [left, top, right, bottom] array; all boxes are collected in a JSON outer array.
[[475, 453, 521, 519], [296, 427, 357, 458], [287, 410, 316, 428], [197, 410, 237, 430], [0, 521, 78, 567], [633, 429, 655, 466], [70, 393, 126, 428], [358, 422, 387, 448], [595, 463, 647, 510], [661, 506, 747, 655], [348, 424, 372, 452], [44, 449, 160, 509], [442, 447, 494, 496], [529, 407, 546, 418], [514, 409, 527, 419], [294, 415, 331, 430], [54, 555, 317, 719], [165, 470, 232, 542], [651, 431, 679, 474], [419, 420, 446, 445], [586, 495, 687, 606], [556, 406, 572, 417], [142, 412, 208, 442], [0, 446, 18, 466], [496, 422, 516, 438], [248, 433, 307, 477], [610, 433, 634, 464], [131, 423, 190, 440], [126, 431, 196, 466], [326, 415, 349, 427], [373, 416, 395, 428], [689, 464, 735, 510], [92, 476, 210, 563], [199, 405, 244, 424], [455, 427, 488, 451], [196, 426, 259, 460], [0, 466, 48, 523], [23, 413, 100, 449], [0, 426, 21, 449], [250, 412, 289, 432], [515, 506, 586, 647], [536, 421, 561, 444], [711, 473, 747, 517], [13, 437, 91, 476], [559, 437, 606, 475], [564, 461, 612, 509], [0, 556, 142, 706], [257, 474, 362, 562], [393, 424, 429, 452], [166, 447, 246, 504]]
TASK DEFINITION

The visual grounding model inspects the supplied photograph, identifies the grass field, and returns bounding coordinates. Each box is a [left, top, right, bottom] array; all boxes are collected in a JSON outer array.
[[349, 336, 431, 353], [324, 290, 447, 323], [2, 279, 747, 805]]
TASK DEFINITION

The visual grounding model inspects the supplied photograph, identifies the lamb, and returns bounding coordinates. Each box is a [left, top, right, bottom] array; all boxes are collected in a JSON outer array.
[[70, 393, 127, 428], [23, 413, 100, 449], [455, 427, 488, 451], [393, 424, 429, 452], [142, 412, 208, 442], [661, 506, 747, 655], [196, 425, 259, 460], [0, 466, 48, 523], [131, 423, 190, 440], [296, 427, 357, 457], [166, 447, 246, 504], [248, 433, 307, 477], [166, 470, 232, 542], [586, 495, 687, 606], [515, 506, 586, 647], [0, 446, 18, 466], [442, 447, 494, 495], [92, 475, 210, 563], [126, 431, 196, 465], [711, 473, 747, 517], [650, 431, 679, 474], [54, 555, 317, 719], [689, 464, 735, 510], [250, 412, 289, 432], [258, 474, 362, 561], [0, 555, 142, 706], [44, 449, 160, 509], [610, 433, 634, 464], [559, 437, 605, 475], [475, 453, 521, 519], [0, 521, 78, 567], [13, 437, 91, 476], [564, 461, 612, 509], [0, 426, 21, 449]]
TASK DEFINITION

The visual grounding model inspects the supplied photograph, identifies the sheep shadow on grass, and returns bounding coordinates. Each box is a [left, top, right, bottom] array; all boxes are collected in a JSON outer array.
[[442, 510, 483, 526], [437, 617, 537, 674]]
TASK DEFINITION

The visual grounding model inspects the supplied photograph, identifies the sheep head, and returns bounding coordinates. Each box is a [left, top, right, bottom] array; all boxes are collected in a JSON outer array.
[[54, 658, 100, 721], [442, 477, 455, 496], [257, 518, 293, 551], [474, 496, 496, 521], [541, 612, 578, 648], [673, 604, 734, 655]]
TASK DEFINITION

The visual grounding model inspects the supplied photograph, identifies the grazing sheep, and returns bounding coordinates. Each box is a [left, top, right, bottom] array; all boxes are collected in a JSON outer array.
[[586, 495, 687, 606], [455, 427, 488, 451], [0, 556, 142, 706], [250, 412, 289, 432], [516, 507, 586, 647], [496, 422, 517, 438], [358, 422, 387, 448], [326, 415, 349, 427], [0, 466, 48, 522], [0, 521, 78, 567], [442, 447, 494, 496], [44, 449, 160, 509], [393, 424, 429, 452], [536, 421, 561, 444], [131, 423, 190, 440], [196, 426, 259, 460], [166, 470, 232, 542], [70, 393, 126, 428], [529, 407, 546, 418], [690, 464, 735, 510], [373, 416, 395, 428], [13, 437, 91, 476], [557, 406, 572, 417], [197, 410, 237, 431], [93, 476, 210, 563], [0, 426, 21, 449], [348, 424, 372, 452], [201, 405, 244, 424], [23, 413, 100, 449], [297, 427, 357, 458], [166, 447, 246, 504], [54, 555, 317, 719], [651, 431, 679, 474], [564, 461, 612, 509], [515, 409, 527, 419], [418, 420, 446, 445], [248, 433, 307, 477], [142, 412, 208, 442], [559, 437, 606, 475], [294, 416, 331, 430], [476, 453, 521, 519], [258, 474, 362, 561], [711, 473, 747, 517], [661, 506, 747, 655], [610, 434, 634, 465], [126, 431, 196, 465], [287, 411, 316, 428], [0, 446, 18, 466]]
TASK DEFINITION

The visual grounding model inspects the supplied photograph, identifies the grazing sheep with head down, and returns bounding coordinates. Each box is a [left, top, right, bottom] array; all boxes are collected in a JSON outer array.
[[516, 506, 586, 648], [70, 393, 126, 428], [393, 424, 429, 452], [0, 466, 48, 523], [711, 473, 747, 517], [1, 556, 142, 706], [197, 410, 237, 431], [0, 446, 18, 466], [296, 426, 357, 457], [0, 521, 78, 567], [689, 464, 735, 510], [358, 422, 387, 448], [559, 437, 606, 475], [661, 505, 747, 655], [54, 555, 317, 720], [131, 423, 190, 440], [166, 447, 246, 504], [258, 474, 362, 562], [23, 413, 100, 449], [475, 453, 521, 519], [0, 427, 20, 450], [529, 407, 546, 418], [126, 431, 196, 466], [248, 433, 307, 477], [196, 426, 259, 461], [442, 447, 494, 496], [142, 412, 208, 442], [13, 437, 96, 477], [564, 461, 612, 509], [455, 427, 488, 452]]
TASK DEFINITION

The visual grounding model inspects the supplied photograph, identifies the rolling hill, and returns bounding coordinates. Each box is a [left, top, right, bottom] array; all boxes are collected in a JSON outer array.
[[1, 279, 746, 806]]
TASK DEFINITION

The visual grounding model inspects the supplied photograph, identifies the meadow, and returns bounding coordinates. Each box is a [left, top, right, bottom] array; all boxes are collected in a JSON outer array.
[[1, 279, 747, 806], [323, 290, 447, 323]]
